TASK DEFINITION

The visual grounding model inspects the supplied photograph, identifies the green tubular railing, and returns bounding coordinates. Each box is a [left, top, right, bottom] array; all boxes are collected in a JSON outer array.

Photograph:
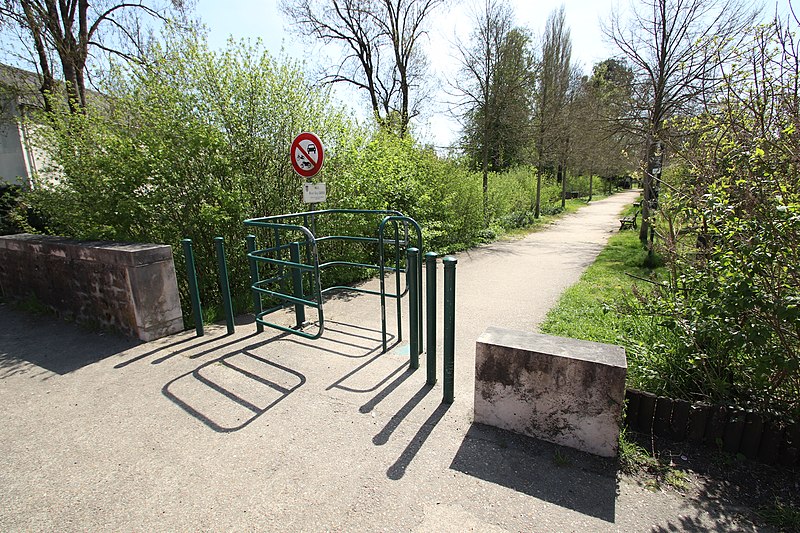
[[378, 215, 423, 353], [243, 209, 423, 352]]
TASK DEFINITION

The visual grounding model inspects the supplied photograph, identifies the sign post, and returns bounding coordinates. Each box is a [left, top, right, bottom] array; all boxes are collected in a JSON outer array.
[[290, 132, 326, 236]]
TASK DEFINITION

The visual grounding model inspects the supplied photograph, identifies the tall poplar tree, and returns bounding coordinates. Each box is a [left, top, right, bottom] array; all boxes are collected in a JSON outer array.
[[532, 6, 572, 218]]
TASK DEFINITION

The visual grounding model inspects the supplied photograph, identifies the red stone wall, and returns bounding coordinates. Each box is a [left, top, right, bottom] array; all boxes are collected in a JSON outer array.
[[0, 234, 184, 341]]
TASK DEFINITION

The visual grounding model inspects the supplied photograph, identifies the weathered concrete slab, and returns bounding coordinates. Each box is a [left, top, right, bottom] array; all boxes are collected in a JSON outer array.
[[474, 326, 627, 457], [0, 233, 183, 341]]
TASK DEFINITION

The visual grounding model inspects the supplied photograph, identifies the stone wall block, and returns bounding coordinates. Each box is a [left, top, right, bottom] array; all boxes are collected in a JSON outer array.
[[0, 233, 184, 341], [475, 326, 627, 458]]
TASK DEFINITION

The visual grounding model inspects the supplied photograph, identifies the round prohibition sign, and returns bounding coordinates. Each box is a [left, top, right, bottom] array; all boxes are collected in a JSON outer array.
[[290, 132, 325, 178]]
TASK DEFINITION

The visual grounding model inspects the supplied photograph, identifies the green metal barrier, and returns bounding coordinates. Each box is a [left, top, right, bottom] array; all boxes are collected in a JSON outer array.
[[243, 209, 423, 353], [425, 252, 438, 385], [443, 256, 457, 404], [378, 215, 423, 352], [407, 247, 420, 369]]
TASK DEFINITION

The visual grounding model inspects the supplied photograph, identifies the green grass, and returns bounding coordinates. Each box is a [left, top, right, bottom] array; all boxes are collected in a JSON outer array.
[[553, 449, 572, 467], [539, 229, 660, 345], [618, 429, 691, 492], [11, 293, 52, 316]]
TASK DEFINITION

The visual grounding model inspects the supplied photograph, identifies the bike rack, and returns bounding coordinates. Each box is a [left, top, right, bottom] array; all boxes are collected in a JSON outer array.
[[243, 209, 423, 352]]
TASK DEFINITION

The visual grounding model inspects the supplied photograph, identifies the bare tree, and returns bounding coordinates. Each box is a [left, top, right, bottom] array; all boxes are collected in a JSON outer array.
[[0, 0, 188, 113], [282, 0, 443, 137], [604, 0, 759, 243]]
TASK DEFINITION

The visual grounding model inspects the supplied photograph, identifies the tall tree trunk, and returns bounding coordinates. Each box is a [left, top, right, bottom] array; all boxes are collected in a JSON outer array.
[[640, 137, 661, 244]]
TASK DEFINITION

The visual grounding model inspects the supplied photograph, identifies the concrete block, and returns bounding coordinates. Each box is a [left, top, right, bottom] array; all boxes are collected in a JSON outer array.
[[475, 326, 627, 457], [128, 252, 184, 341]]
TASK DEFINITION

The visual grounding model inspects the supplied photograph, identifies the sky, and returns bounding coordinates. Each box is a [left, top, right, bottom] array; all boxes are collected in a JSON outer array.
[[195, 0, 623, 148]]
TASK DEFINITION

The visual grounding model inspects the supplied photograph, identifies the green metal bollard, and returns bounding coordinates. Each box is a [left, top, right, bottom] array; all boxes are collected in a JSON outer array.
[[417, 245, 423, 352], [246, 234, 263, 333], [407, 247, 419, 370], [181, 238, 204, 337], [290, 241, 306, 328], [214, 237, 235, 335], [425, 252, 438, 385], [443, 256, 457, 403]]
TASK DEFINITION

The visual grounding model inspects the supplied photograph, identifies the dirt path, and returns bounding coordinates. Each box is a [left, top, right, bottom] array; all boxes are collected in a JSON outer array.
[[0, 191, 766, 532]]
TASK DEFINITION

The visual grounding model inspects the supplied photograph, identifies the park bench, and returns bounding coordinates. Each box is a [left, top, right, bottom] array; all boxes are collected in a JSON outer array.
[[619, 210, 638, 230]]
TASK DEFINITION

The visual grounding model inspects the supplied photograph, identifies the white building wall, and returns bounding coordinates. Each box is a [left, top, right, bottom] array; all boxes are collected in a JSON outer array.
[[0, 97, 30, 187]]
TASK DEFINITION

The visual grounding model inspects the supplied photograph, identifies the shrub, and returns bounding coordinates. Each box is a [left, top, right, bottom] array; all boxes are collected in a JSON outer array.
[[622, 18, 800, 417]]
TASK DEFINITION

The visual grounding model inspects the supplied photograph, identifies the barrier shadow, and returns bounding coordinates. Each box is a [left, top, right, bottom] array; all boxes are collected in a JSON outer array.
[[372, 383, 433, 445], [162, 349, 305, 433], [450, 423, 618, 523], [0, 303, 138, 378], [282, 331, 389, 359], [359, 366, 416, 414], [114, 332, 216, 368]]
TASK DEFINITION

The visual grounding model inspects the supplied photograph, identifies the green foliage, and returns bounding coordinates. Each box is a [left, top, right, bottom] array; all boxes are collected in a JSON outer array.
[[552, 449, 571, 467], [618, 428, 691, 492], [547, 19, 800, 419], [623, 19, 800, 417], [758, 499, 800, 531], [540, 230, 657, 344], [24, 30, 355, 323], [1, 185, 26, 235], [460, 26, 536, 172], [618, 428, 658, 475], [21, 26, 575, 326], [328, 130, 485, 254]]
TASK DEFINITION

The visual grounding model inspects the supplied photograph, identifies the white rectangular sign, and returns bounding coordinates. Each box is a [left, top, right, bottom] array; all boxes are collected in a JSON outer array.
[[303, 182, 327, 203]]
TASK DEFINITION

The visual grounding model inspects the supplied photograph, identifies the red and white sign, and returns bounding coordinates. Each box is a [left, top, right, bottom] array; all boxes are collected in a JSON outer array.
[[290, 132, 324, 178]]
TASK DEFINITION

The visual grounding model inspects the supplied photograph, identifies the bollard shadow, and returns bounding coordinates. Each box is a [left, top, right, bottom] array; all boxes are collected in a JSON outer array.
[[386, 400, 451, 480], [450, 423, 618, 523], [281, 331, 391, 359], [359, 367, 416, 414], [162, 349, 305, 433], [115, 328, 275, 368], [114, 334, 198, 368], [0, 303, 138, 378], [372, 383, 433, 445]]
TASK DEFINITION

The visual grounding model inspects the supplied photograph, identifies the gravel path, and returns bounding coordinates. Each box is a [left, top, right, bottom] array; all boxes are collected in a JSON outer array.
[[0, 190, 764, 532]]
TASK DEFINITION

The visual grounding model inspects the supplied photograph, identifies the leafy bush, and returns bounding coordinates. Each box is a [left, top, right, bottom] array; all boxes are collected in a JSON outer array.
[[622, 18, 800, 417], [25, 30, 357, 323], [1, 185, 24, 235]]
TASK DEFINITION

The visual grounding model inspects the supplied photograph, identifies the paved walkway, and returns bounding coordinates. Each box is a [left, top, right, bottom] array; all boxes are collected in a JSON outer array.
[[0, 190, 760, 531]]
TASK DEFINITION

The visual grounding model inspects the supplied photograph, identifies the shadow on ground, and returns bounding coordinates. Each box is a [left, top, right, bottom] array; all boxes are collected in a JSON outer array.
[[160, 318, 402, 433], [162, 349, 306, 433], [0, 303, 139, 377], [450, 423, 619, 523], [628, 431, 799, 532]]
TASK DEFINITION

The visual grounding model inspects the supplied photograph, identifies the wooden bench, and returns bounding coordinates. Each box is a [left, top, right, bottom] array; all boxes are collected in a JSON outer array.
[[620, 211, 638, 230]]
